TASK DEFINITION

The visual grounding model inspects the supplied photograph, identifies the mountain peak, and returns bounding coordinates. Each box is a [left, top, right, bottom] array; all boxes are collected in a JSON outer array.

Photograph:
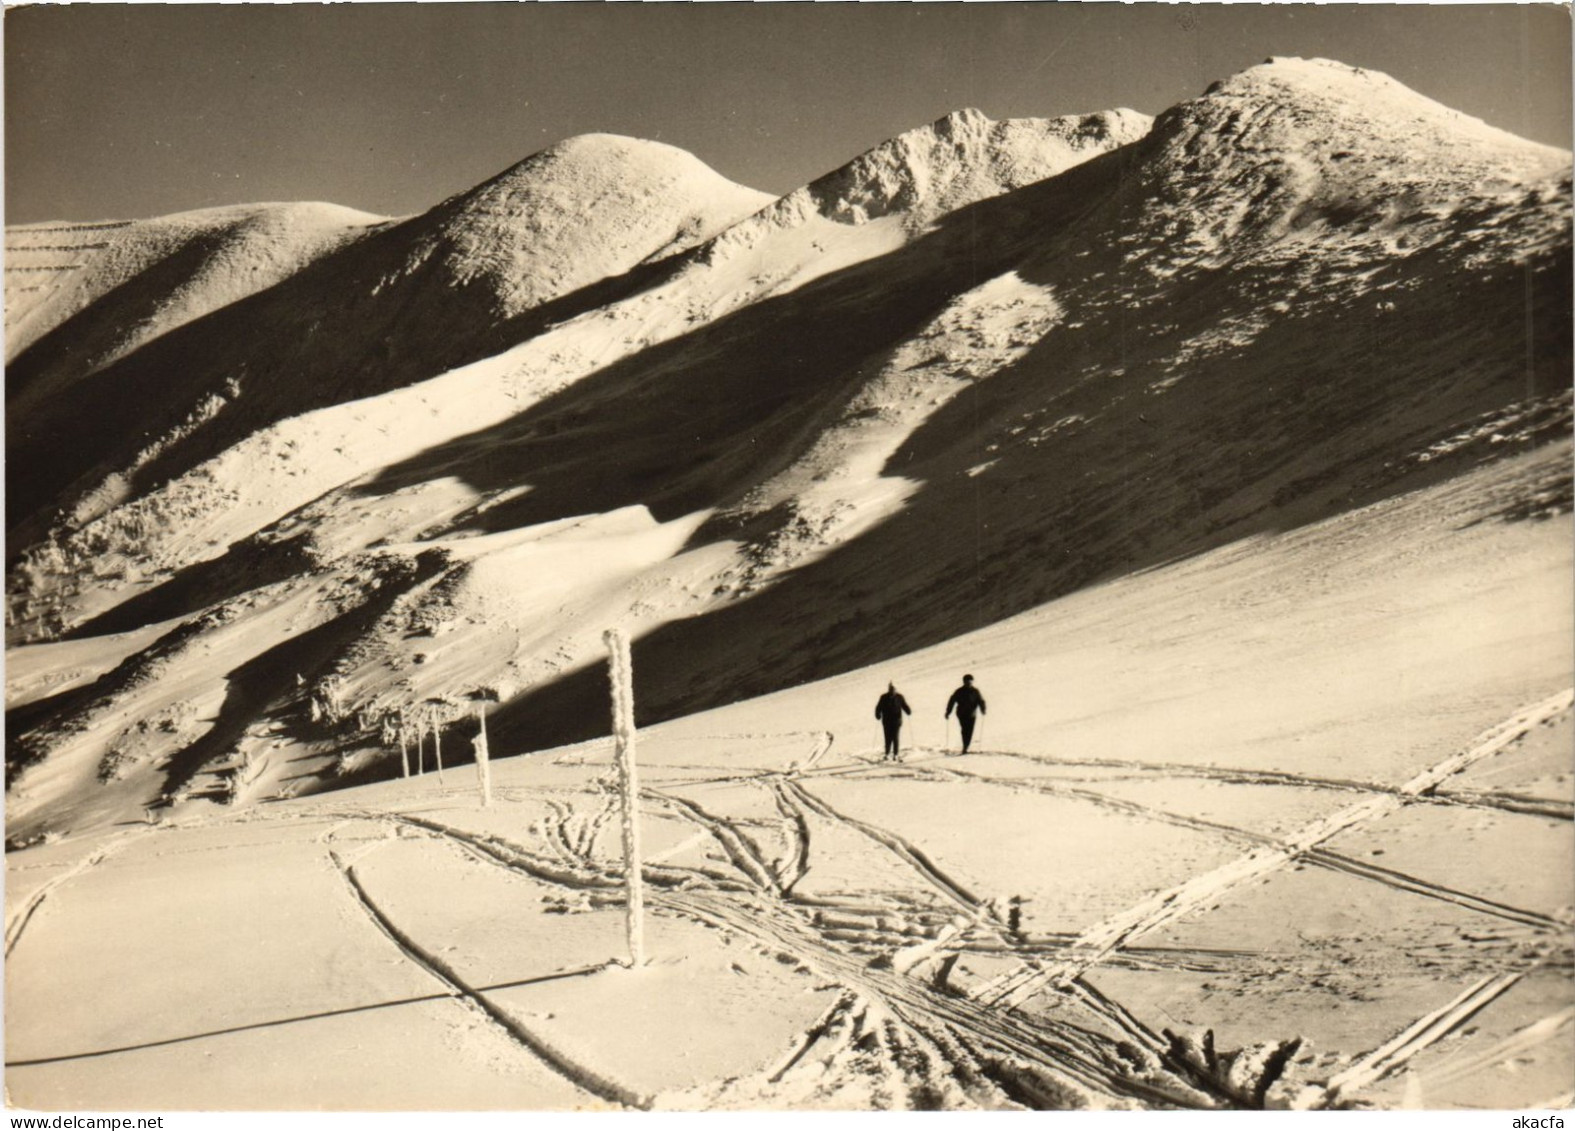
[[460, 132, 768, 215], [797, 105, 1152, 228], [1181, 55, 1571, 164], [513, 132, 718, 177], [423, 133, 773, 316], [932, 107, 991, 138]]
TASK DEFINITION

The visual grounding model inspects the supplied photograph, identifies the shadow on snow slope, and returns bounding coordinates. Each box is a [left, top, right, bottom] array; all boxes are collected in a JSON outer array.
[[338, 138, 1571, 754], [4, 209, 691, 550]]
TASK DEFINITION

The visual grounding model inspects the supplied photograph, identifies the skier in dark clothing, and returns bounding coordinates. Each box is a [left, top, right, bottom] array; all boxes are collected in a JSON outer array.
[[945, 674, 987, 753], [874, 682, 912, 761]]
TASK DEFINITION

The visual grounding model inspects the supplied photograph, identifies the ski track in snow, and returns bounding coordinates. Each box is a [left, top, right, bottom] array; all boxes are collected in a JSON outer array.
[[328, 846, 637, 1108], [778, 778, 979, 911], [904, 761, 1566, 930], [633, 732, 1573, 828], [643, 787, 782, 895], [1412, 1005, 1575, 1094], [967, 748, 1575, 822], [647, 885, 1208, 1108], [302, 797, 1197, 1106], [766, 779, 813, 895], [269, 809, 1162, 1106], [365, 698, 1569, 1104], [968, 690, 1574, 1013], [1314, 971, 1528, 1108], [9, 697, 1570, 1108], [4, 826, 155, 958]]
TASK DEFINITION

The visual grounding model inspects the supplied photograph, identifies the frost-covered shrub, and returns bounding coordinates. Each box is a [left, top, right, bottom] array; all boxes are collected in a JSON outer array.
[[96, 700, 200, 782]]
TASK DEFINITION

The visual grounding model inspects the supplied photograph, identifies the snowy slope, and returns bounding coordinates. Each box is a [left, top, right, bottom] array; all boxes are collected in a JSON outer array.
[[413, 133, 778, 318], [5, 57, 1570, 865], [3, 137, 773, 545], [4, 201, 386, 373], [6, 456, 1570, 1111]]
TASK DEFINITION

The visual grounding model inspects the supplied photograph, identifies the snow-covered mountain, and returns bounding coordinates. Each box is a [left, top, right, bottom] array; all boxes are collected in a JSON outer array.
[[6, 56, 1573, 1116], [6, 57, 1570, 843]]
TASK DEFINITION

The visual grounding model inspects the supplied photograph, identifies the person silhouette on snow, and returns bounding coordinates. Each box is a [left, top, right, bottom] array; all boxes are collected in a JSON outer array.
[[945, 674, 987, 753], [874, 682, 912, 761]]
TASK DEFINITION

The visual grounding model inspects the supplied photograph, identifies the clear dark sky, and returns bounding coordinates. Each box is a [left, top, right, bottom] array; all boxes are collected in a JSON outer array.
[[5, 3, 1571, 225]]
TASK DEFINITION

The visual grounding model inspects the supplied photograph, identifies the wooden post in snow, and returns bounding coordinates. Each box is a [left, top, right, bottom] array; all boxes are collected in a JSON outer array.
[[604, 627, 645, 967], [434, 714, 445, 784], [474, 706, 492, 807], [415, 718, 425, 776], [399, 712, 410, 778]]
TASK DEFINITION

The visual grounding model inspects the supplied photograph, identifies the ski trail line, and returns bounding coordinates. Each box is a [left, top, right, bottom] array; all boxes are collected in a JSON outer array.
[[1066, 977, 1172, 1059], [986, 748, 1395, 791], [1316, 971, 1528, 1107], [318, 811, 1194, 1106], [766, 779, 812, 895], [1302, 847, 1565, 930], [317, 798, 1186, 1106], [973, 690, 1573, 1011], [979, 748, 1572, 821], [1427, 788, 1574, 821], [543, 798, 577, 861], [324, 807, 748, 894], [637, 747, 944, 795], [643, 788, 781, 894], [1067, 975, 1302, 1109], [915, 761, 1565, 930], [1416, 1005, 1575, 1092], [652, 888, 1209, 1109], [392, 809, 617, 890], [5, 828, 150, 958], [778, 778, 996, 921], [329, 848, 641, 1109], [579, 789, 620, 858], [764, 989, 859, 1084]]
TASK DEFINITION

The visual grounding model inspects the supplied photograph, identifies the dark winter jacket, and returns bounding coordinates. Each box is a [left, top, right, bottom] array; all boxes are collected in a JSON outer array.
[[946, 685, 987, 719], [875, 692, 912, 728]]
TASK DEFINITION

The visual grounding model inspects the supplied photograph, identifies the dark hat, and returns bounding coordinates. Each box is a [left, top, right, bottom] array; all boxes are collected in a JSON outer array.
[[962, 674, 974, 682]]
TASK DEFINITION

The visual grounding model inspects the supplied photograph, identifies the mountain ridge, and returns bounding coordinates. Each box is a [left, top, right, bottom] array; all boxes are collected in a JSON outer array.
[[5, 56, 1570, 841]]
